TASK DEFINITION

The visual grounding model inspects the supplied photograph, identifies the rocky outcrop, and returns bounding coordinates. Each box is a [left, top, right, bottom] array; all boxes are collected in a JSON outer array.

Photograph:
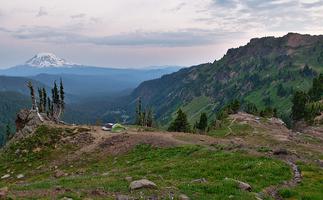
[[129, 179, 157, 190], [14, 109, 48, 139]]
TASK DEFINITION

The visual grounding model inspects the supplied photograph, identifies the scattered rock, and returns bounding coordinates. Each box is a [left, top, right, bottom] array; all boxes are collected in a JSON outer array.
[[60, 197, 73, 200], [1, 174, 10, 179], [125, 176, 132, 182], [273, 148, 288, 155], [191, 178, 207, 183], [0, 187, 8, 199], [225, 178, 252, 191], [179, 194, 190, 200], [54, 170, 66, 178], [102, 172, 109, 176], [116, 194, 134, 200], [129, 179, 157, 190], [16, 174, 24, 179], [91, 188, 106, 196]]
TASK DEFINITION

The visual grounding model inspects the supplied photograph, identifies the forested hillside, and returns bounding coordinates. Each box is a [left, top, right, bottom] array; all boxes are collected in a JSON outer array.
[[130, 33, 323, 124], [0, 91, 30, 146]]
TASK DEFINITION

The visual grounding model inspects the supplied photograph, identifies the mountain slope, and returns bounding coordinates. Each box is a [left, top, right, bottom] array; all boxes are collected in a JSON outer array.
[[0, 76, 48, 96], [129, 33, 323, 124], [0, 91, 30, 146]]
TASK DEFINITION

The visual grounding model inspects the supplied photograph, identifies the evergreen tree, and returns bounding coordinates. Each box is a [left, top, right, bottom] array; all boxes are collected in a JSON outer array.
[[292, 91, 308, 120], [42, 88, 47, 112], [38, 88, 44, 112], [231, 99, 240, 113], [27, 81, 36, 110], [60, 78, 65, 110], [244, 102, 258, 115], [146, 108, 153, 127], [47, 97, 52, 116], [196, 112, 208, 131], [277, 83, 287, 97], [168, 109, 191, 132], [308, 73, 323, 101], [135, 97, 142, 125]]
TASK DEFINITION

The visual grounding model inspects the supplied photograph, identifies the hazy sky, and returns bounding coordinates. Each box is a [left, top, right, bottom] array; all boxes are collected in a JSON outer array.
[[1, 0, 323, 68]]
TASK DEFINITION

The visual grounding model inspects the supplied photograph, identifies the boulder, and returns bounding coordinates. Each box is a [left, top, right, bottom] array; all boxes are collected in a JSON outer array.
[[225, 178, 252, 191], [0, 187, 8, 199], [129, 179, 157, 190]]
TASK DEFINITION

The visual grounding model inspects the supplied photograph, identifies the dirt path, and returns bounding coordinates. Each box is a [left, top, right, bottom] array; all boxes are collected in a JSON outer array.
[[257, 158, 302, 200]]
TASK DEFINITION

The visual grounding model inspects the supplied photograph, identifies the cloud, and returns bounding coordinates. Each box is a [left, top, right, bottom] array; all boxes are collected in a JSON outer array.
[[36, 7, 48, 17], [70, 13, 86, 19], [301, 0, 323, 8], [203, 0, 323, 33], [0, 25, 244, 47]]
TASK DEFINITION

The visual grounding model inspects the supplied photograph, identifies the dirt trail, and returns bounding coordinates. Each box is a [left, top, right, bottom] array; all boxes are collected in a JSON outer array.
[[257, 158, 302, 200]]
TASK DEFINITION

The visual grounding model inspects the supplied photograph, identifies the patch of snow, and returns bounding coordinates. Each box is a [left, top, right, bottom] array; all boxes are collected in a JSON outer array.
[[25, 53, 75, 68]]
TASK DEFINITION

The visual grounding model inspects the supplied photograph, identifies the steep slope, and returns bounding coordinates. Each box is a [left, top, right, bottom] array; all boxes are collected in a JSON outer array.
[[130, 33, 323, 123], [0, 92, 30, 146]]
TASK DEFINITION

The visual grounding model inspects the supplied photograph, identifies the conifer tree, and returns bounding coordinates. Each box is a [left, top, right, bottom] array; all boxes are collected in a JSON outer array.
[[60, 78, 65, 110], [38, 88, 44, 112], [196, 112, 208, 131], [42, 88, 47, 112], [135, 97, 142, 125], [292, 91, 308, 120], [168, 109, 191, 132], [146, 108, 153, 127], [27, 81, 36, 110]]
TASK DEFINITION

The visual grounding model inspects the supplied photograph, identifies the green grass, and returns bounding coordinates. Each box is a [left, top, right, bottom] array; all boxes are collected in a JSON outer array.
[[278, 162, 323, 200], [5, 144, 292, 199]]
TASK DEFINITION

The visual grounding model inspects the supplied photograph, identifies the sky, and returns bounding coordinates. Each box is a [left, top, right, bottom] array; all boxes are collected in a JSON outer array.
[[0, 0, 323, 68]]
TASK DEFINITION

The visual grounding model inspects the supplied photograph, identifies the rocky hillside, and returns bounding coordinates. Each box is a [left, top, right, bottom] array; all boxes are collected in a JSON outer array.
[[130, 33, 323, 124]]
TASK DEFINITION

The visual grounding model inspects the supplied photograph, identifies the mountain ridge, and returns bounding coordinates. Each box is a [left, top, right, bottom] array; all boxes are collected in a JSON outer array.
[[127, 33, 323, 124]]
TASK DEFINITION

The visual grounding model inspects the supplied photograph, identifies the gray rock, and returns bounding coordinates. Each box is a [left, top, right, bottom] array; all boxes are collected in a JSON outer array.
[[179, 194, 190, 200], [1, 174, 10, 179], [129, 179, 157, 190], [225, 178, 252, 191], [60, 197, 73, 200], [16, 174, 24, 179], [191, 178, 207, 183], [54, 170, 66, 178], [125, 176, 132, 182]]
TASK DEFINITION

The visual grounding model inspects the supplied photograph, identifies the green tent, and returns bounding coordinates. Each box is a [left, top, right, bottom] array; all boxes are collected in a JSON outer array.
[[111, 123, 127, 133]]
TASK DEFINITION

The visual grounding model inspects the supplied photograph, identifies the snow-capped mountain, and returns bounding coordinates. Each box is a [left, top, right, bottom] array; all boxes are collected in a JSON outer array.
[[25, 53, 75, 67]]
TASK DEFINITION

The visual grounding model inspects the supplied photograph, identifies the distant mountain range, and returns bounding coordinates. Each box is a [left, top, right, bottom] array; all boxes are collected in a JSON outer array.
[[0, 53, 182, 97], [125, 33, 323, 124]]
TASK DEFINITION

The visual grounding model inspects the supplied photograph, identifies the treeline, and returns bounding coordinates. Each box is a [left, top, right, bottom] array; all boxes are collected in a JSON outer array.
[[27, 79, 65, 122], [291, 73, 323, 124]]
